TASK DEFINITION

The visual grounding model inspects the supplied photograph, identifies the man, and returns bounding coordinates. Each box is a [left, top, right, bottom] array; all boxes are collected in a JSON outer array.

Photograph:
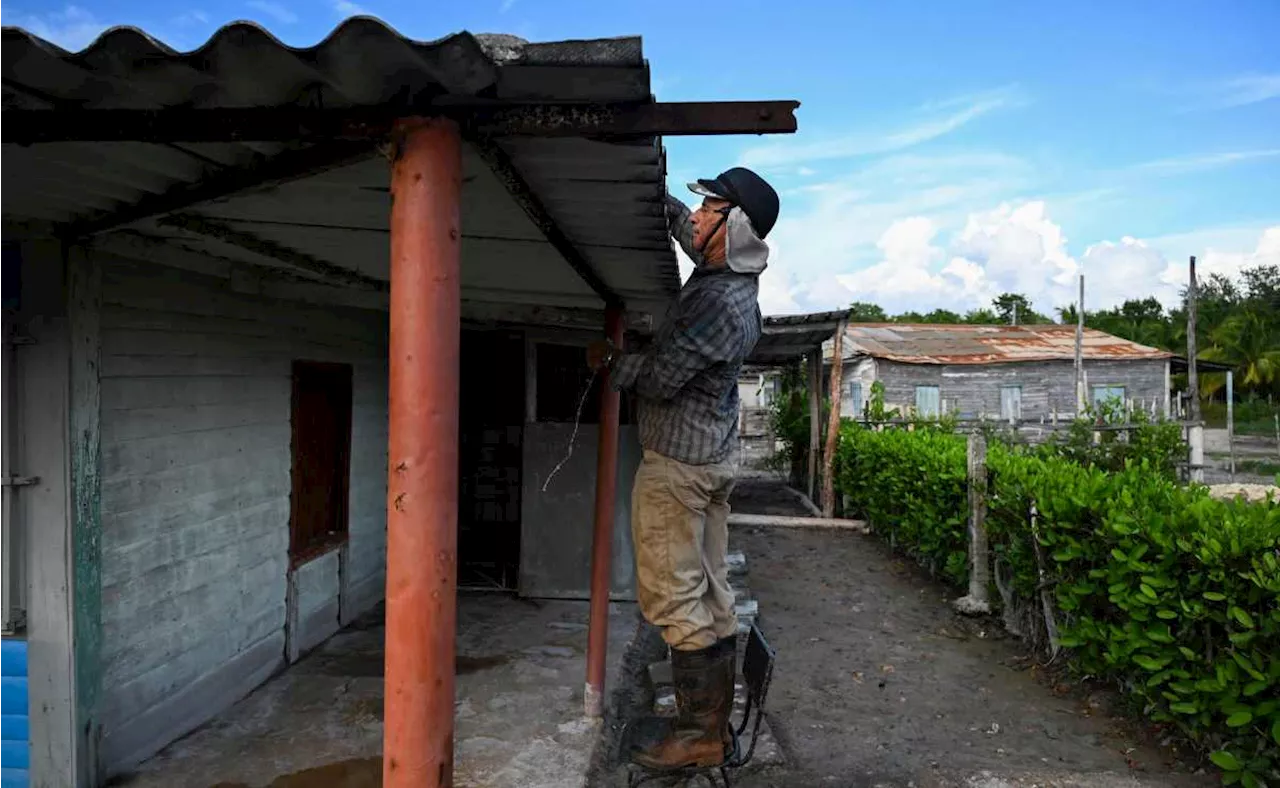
[[587, 167, 778, 770]]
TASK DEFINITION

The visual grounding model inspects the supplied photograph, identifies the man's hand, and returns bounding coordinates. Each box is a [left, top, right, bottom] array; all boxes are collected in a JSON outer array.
[[586, 340, 614, 371]]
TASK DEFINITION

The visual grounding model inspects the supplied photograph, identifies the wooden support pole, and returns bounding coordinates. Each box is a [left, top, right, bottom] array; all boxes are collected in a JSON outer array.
[[384, 117, 462, 788], [1187, 256, 1203, 484], [821, 320, 847, 518], [953, 432, 990, 616], [584, 307, 623, 718], [807, 349, 822, 502]]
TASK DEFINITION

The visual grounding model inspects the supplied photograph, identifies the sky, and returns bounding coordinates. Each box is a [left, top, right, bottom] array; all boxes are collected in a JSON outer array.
[[4, 1, 1279, 318]]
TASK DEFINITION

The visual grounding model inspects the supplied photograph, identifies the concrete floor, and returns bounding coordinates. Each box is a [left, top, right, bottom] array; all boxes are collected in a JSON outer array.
[[112, 593, 636, 788]]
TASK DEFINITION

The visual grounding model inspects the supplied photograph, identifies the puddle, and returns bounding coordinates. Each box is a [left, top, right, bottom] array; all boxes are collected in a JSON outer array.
[[209, 758, 383, 788], [300, 652, 510, 677]]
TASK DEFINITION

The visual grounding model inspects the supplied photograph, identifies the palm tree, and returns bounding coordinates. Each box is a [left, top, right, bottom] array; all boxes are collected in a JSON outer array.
[[1201, 308, 1280, 396]]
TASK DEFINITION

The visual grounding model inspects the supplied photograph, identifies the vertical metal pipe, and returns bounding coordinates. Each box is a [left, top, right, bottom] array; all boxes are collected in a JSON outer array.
[[1227, 370, 1235, 481], [1075, 274, 1085, 414], [385, 117, 462, 788], [585, 306, 624, 718], [1187, 256, 1201, 422]]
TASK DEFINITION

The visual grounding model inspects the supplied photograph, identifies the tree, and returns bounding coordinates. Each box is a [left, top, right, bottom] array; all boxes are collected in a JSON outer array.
[[848, 301, 888, 322], [920, 308, 963, 324], [964, 308, 1000, 324], [991, 293, 1049, 325], [1241, 264, 1280, 309], [1202, 307, 1280, 393], [893, 309, 962, 324]]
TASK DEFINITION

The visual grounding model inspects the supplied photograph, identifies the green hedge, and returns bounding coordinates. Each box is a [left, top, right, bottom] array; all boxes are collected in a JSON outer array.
[[837, 425, 1280, 785]]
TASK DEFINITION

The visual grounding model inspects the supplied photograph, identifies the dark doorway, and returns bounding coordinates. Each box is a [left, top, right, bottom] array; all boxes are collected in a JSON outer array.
[[458, 330, 525, 590], [289, 361, 353, 564]]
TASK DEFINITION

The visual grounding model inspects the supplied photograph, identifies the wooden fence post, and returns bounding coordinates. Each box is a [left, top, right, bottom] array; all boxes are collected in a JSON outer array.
[[821, 320, 847, 518], [953, 432, 990, 615]]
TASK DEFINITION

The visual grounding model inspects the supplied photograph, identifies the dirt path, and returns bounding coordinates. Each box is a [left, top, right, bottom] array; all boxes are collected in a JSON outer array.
[[726, 480, 1212, 788]]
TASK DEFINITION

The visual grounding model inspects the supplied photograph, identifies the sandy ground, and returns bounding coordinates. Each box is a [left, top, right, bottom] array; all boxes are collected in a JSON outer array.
[[720, 481, 1214, 788]]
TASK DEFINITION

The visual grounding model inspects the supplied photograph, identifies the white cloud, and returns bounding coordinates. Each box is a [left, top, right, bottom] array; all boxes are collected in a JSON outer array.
[[953, 201, 1078, 306], [247, 0, 298, 23], [5, 5, 107, 50], [1079, 237, 1170, 306], [499, 0, 517, 12], [1158, 226, 1280, 292], [738, 86, 1022, 169], [333, 0, 369, 16], [834, 217, 993, 314], [172, 10, 210, 26], [1208, 73, 1280, 109], [1130, 149, 1280, 176]]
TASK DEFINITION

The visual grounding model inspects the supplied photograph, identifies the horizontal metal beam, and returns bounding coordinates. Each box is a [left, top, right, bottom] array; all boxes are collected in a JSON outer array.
[[468, 135, 623, 310], [2, 101, 800, 144], [157, 213, 387, 291]]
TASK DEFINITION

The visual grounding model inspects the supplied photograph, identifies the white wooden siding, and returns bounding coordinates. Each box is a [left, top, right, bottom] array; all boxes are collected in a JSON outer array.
[[96, 254, 388, 775], [838, 358, 877, 418]]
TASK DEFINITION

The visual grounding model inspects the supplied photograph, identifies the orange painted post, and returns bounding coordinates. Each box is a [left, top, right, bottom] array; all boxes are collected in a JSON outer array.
[[384, 117, 462, 788], [585, 306, 624, 717]]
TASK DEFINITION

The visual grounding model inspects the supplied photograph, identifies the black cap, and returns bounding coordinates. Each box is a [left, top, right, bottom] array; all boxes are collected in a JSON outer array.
[[688, 167, 780, 239]]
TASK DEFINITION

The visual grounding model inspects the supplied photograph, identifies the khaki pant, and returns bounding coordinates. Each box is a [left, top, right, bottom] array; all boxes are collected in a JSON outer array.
[[630, 450, 738, 651]]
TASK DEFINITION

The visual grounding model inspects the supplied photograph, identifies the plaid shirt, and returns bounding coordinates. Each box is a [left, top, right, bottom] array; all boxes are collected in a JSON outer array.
[[611, 268, 762, 465]]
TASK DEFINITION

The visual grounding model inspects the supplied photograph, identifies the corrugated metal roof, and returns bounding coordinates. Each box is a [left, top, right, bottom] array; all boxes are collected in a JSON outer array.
[[1, 19, 681, 325], [831, 323, 1173, 365], [748, 310, 848, 364]]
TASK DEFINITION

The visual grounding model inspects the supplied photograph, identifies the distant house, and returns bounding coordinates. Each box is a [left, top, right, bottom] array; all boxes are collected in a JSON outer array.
[[824, 323, 1173, 421]]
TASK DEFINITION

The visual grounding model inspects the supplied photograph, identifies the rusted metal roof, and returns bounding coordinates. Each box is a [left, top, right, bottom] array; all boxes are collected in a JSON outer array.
[[0, 20, 684, 326], [831, 323, 1173, 365]]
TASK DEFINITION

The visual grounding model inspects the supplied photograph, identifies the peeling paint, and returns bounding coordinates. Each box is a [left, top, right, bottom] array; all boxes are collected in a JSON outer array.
[[68, 244, 104, 780]]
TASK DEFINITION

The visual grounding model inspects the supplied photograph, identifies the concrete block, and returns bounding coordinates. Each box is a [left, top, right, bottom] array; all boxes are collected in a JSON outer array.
[[727, 552, 747, 576]]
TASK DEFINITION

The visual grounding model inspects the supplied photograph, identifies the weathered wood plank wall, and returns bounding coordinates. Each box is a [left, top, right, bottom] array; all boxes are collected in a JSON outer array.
[[94, 254, 388, 775], [874, 358, 1167, 419]]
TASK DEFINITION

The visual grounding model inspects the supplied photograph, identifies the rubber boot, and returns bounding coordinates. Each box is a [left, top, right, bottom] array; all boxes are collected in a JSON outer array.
[[630, 642, 733, 770], [716, 635, 738, 754]]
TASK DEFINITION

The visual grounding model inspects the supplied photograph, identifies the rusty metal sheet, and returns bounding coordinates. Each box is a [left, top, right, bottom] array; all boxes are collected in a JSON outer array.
[[834, 323, 1172, 365]]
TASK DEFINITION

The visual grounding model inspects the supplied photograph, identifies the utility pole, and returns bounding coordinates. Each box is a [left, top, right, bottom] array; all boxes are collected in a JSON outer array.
[[1074, 275, 1085, 414], [1011, 301, 1018, 326], [1187, 256, 1204, 483]]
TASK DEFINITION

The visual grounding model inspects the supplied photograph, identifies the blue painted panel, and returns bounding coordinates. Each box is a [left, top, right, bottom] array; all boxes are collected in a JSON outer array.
[[0, 681, 24, 717], [0, 717, 26, 742], [0, 643, 24, 678], [0, 767, 30, 788], [0, 744, 25, 771], [0, 640, 27, 788]]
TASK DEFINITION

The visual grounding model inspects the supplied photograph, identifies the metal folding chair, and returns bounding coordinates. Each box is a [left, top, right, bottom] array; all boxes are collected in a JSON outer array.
[[628, 623, 777, 788]]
